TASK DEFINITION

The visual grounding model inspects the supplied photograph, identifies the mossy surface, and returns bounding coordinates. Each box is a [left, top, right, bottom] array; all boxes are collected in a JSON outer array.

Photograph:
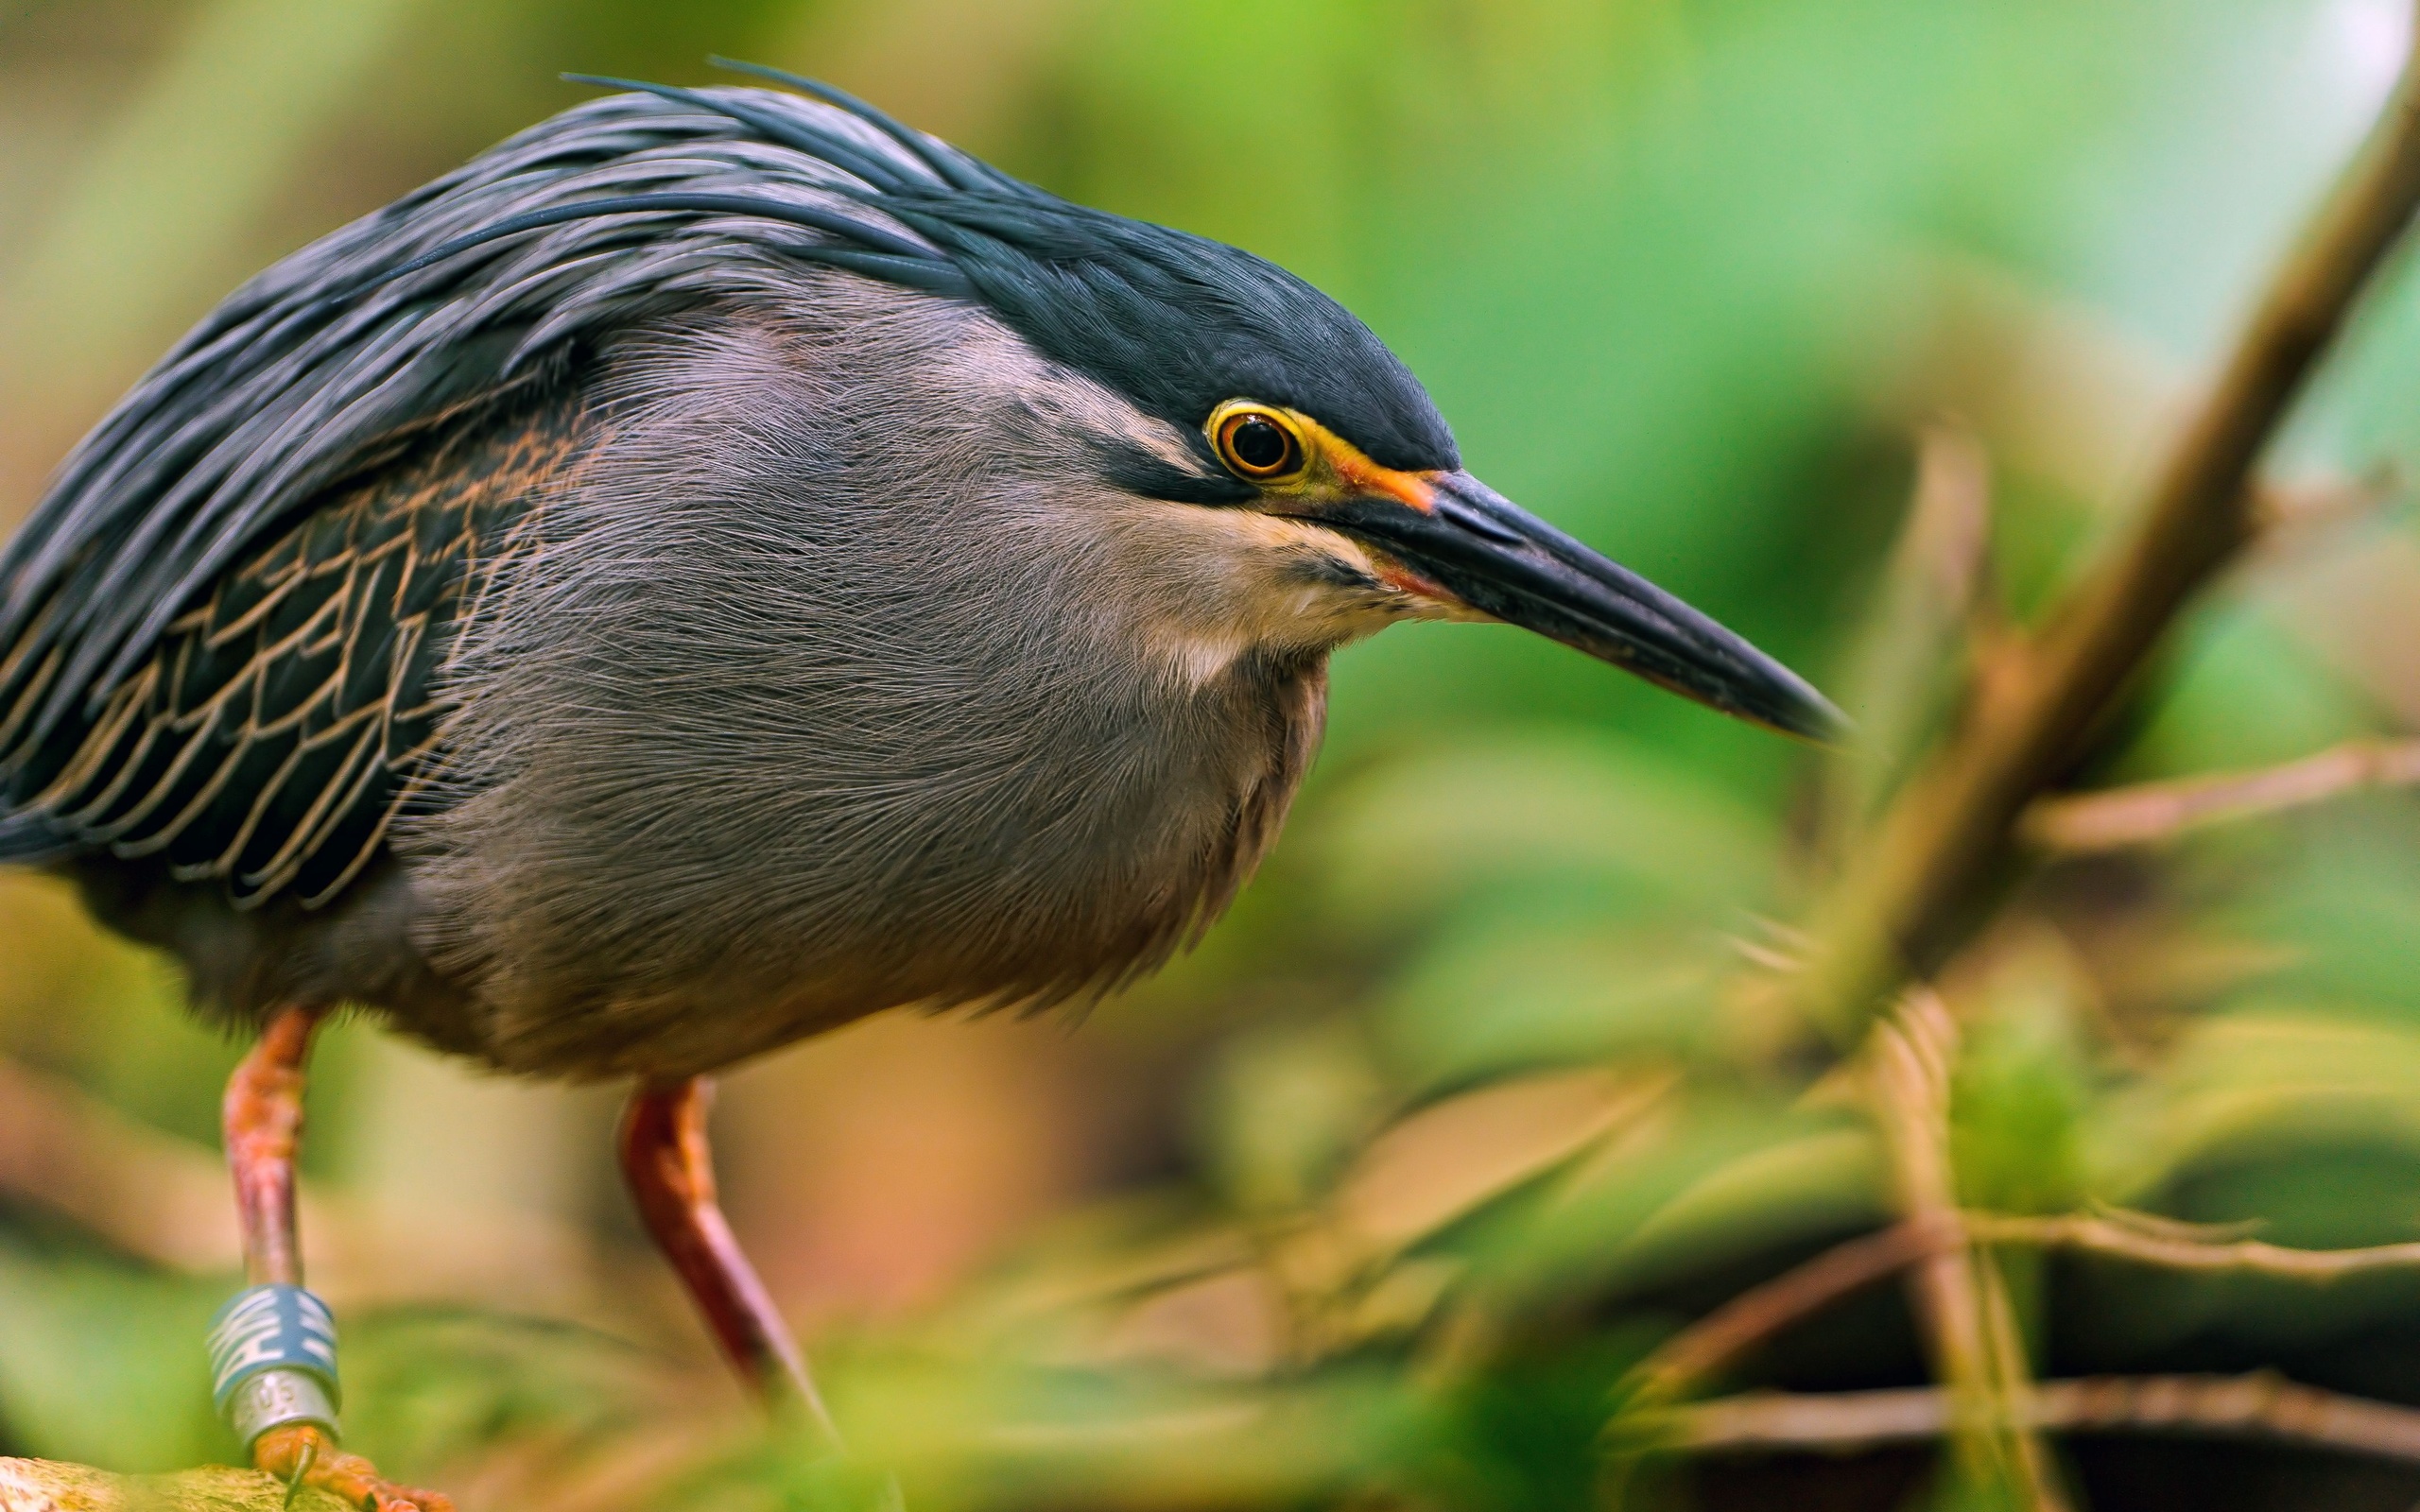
[[0, 1459, 351, 1512]]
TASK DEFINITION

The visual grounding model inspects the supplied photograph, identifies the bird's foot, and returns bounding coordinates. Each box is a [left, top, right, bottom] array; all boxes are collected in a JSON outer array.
[[252, 1424, 455, 1512]]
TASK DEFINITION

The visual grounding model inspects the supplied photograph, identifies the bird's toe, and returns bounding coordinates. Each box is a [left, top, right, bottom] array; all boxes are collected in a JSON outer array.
[[252, 1423, 455, 1512]]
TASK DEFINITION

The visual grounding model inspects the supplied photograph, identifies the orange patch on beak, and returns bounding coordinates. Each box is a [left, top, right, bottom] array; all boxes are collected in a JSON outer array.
[[1360, 463, 1440, 513]]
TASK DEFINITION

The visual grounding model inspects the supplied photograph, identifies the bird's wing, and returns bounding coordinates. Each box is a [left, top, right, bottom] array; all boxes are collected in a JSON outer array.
[[0, 83, 951, 902], [1, 387, 584, 906]]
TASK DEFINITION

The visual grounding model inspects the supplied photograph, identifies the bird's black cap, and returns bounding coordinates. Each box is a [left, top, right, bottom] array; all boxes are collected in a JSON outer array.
[[925, 202, 1458, 474], [519, 63, 1461, 472]]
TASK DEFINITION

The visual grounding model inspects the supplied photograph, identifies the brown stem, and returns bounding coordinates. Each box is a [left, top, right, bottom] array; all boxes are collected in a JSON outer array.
[[1613, 1203, 2420, 1482], [1867, 995, 2069, 1507], [1634, 1208, 2420, 1404], [2020, 736, 2420, 850], [1824, 421, 1999, 853], [1658, 1373, 2420, 1465], [1625, 1207, 2420, 1417], [1796, 17, 2420, 1037], [1975, 1211, 2420, 1278], [1624, 1217, 1957, 1406]]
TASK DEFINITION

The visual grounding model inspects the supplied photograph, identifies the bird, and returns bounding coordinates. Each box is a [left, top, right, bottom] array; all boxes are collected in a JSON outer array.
[[0, 60, 1839, 1511]]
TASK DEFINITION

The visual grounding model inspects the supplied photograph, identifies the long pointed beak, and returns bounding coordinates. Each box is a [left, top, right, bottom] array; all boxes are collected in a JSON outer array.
[[1314, 472, 1845, 741]]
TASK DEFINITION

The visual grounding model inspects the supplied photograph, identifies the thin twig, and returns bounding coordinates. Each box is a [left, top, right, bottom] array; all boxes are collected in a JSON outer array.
[[1600, 1213, 1956, 1506], [0, 1052, 243, 1272], [1659, 1373, 2420, 1465], [1794, 13, 2420, 1037], [2249, 464, 2402, 537], [1613, 1204, 2420, 1471], [0, 1052, 607, 1313], [1824, 421, 1998, 852], [1975, 1211, 2420, 1279], [1870, 1002, 1994, 1478], [1625, 1218, 1956, 1405], [2020, 737, 2420, 850], [1622, 1206, 2420, 1417], [1869, 995, 2069, 1507]]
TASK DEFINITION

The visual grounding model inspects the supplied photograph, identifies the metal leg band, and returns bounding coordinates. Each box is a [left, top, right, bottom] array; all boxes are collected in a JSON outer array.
[[225, 1366, 340, 1449], [208, 1284, 340, 1444]]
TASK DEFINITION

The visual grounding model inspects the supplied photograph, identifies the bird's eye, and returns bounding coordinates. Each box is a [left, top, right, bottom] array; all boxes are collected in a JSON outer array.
[[1211, 404, 1308, 482]]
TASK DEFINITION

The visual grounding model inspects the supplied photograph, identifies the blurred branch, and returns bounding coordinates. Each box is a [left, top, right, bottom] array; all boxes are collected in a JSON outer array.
[[0, 1052, 246, 1273], [2249, 465, 2402, 540], [1974, 1211, 2420, 1279], [1795, 12, 2420, 1036], [1657, 1372, 2420, 1466], [1869, 993, 2068, 1507], [1824, 421, 1998, 850], [1616, 1203, 2420, 1426], [0, 1053, 612, 1315], [2020, 737, 2420, 851], [1623, 1217, 1954, 1406], [1616, 1204, 2420, 1433]]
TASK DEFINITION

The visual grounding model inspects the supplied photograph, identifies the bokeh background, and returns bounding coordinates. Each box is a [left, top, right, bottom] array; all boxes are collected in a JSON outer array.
[[6, 1, 2420, 1508]]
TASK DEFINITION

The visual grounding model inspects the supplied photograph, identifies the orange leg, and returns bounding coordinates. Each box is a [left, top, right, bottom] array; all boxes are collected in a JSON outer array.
[[222, 1007, 454, 1512], [619, 1075, 844, 1448], [225, 1007, 319, 1289]]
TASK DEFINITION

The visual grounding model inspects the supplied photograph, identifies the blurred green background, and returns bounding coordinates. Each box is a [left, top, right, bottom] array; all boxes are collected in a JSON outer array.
[[6, 0, 2420, 1507]]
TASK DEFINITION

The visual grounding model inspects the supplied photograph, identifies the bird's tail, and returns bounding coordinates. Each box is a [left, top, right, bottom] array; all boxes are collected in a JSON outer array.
[[0, 807, 71, 865]]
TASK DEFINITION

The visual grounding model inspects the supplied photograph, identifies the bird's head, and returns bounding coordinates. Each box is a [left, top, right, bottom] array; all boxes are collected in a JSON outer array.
[[939, 165, 1841, 741], [1080, 380, 1844, 739], [419, 63, 1843, 741]]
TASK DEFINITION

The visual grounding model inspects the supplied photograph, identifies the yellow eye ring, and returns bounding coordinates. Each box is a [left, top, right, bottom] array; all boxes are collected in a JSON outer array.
[[1208, 402, 1309, 483]]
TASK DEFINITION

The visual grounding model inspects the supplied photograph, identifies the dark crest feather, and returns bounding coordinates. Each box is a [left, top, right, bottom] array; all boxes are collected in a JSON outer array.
[[559, 74, 919, 194], [705, 57, 1005, 193], [386, 193, 955, 283]]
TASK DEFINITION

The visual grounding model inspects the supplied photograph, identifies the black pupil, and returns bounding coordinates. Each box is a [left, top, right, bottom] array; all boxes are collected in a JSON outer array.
[[1230, 416, 1291, 472]]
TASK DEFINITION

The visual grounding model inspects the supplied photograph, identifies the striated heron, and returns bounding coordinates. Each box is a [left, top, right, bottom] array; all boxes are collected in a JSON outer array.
[[0, 63, 1839, 1510]]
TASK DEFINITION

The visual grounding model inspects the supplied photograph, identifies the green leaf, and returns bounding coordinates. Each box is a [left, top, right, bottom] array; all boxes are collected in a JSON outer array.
[[2083, 1013, 2420, 1203]]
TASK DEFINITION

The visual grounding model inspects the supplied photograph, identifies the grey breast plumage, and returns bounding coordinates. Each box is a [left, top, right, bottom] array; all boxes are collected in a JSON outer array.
[[0, 77, 1379, 1077]]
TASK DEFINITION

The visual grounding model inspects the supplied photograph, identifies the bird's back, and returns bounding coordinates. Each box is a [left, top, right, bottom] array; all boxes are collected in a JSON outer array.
[[1, 375, 591, 1024], [0, 88, 937, 1031], [2, 385, 575, 903], [0, 86, 802, 886]]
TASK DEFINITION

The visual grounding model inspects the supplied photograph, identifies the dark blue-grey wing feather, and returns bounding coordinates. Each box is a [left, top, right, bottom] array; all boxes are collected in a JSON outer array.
[[0, 86, 951, 750], [0, 84, 952, 905], [9, 387, 580, 907]]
